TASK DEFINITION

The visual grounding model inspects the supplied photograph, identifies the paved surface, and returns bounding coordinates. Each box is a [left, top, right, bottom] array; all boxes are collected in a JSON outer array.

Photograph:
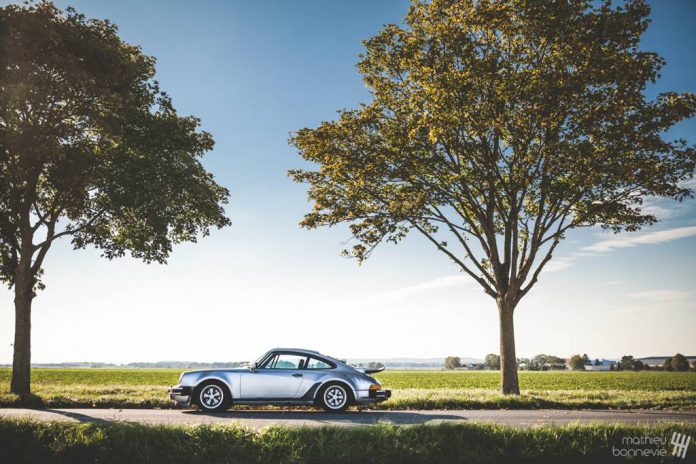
[[1, 408, 695, 428]]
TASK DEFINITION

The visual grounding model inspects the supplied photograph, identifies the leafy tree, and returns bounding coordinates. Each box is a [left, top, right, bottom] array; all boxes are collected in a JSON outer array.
[[527, 354, 547, 371], [444, 356, 461, 370], [594, 359, 601, 367], [0, 3, 230, 395], [691, 361, 696, 372], [633, 360, 645, 371], [582, 354, 590, 366], [289, 0, 696, 394], [663, 357, 674, 372], [619, 356, 636, 371], [671, 353, 690, 372], [568, 354, 586, 371], [484, 353, 501, 370]]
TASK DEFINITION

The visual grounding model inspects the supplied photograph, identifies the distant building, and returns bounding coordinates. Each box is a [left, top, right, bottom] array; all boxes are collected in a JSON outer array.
[[637, 356, 696, 367], [584, 359, 616, 371]]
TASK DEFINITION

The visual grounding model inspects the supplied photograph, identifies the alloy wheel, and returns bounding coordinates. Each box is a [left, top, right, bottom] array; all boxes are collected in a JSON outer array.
[[200, 384, 224, 409], [324, 385, 347, 409]]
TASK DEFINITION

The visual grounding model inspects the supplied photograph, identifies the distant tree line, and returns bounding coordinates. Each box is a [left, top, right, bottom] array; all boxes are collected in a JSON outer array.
[[444, 353, 695, 371], [518, 354, 567, 371]]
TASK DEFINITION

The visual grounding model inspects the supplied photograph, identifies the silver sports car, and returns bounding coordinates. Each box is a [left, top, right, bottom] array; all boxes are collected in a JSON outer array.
[[168, 348, 391, 412]]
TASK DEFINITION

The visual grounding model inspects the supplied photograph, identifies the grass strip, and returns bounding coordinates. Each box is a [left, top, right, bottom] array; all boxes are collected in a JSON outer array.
[[1, 418, 694, 463]]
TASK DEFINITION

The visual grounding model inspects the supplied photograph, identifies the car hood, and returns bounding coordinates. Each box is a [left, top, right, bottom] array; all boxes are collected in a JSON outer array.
[[183, 367, 250, 375]]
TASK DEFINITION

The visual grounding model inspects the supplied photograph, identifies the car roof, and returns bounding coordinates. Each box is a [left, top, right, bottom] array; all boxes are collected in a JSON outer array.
[[270, 348, 321, 355]]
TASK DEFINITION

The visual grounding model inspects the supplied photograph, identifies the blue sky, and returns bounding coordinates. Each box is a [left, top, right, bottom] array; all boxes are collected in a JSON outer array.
[[1, 0, 695, 363]]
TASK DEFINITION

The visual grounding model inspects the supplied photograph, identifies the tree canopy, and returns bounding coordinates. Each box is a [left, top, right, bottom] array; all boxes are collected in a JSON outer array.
[[568, 354, 586, 371], [290, 0, 696, 304], [445, 356, 461, 369], [0, 2, 230, 290]]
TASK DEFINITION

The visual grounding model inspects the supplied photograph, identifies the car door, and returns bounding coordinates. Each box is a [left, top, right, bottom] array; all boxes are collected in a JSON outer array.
[[295, 355, 336, 397], [240, 353, 305, 399]]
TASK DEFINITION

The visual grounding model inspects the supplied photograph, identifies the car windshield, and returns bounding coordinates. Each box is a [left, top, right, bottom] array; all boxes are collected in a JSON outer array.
[[253, 351, 272, 366]]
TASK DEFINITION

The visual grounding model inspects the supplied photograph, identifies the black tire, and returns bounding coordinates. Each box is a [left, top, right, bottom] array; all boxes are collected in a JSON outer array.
[[317, 382, 352, 412], [194, 380, 231, 412]]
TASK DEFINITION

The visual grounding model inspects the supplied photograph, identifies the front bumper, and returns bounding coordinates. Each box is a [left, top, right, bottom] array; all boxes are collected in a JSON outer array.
[[168, 385, 193, 407]]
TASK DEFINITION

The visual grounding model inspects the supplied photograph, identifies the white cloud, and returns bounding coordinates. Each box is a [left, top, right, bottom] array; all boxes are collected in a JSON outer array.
[[629, 290, 693, 302], [543, 256, 577, 273], [364, 274, 473, 302], [582, 226, 696, 253], [679, 177, 696, 190]]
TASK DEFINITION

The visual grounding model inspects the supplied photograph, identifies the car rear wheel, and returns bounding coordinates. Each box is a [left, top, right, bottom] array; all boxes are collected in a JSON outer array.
[[318, 383, 351, 412], [195, 380, 231, 412]]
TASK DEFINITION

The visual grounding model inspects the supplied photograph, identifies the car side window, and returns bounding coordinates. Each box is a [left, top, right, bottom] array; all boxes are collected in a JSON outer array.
[[306, 357, 332, 369], [264, 354, 306, 369]]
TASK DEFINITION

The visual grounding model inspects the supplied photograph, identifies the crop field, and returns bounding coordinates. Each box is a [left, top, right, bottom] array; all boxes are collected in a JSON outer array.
[[1, 368, 695, 410]]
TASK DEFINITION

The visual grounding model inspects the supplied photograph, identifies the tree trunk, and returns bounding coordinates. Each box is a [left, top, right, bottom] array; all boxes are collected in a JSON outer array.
[[498, 300, 520, 395], [10, 259, 33, 396]]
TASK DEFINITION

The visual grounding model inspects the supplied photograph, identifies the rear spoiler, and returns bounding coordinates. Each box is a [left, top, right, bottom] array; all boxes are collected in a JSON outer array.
[[362, 366, 385, 374]]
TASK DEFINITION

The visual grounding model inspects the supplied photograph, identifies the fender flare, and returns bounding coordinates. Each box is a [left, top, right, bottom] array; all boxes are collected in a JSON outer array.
[[312, 379, 356, 402], [192, 376, 234, 399]]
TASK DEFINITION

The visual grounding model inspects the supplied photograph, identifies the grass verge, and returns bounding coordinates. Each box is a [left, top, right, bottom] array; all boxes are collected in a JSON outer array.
[[0, 418, 694, 463]]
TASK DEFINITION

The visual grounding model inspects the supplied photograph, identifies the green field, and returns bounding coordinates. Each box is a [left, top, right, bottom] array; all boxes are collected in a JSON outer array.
[[1, 368, 695, 410], [2, 419, 695, 464]]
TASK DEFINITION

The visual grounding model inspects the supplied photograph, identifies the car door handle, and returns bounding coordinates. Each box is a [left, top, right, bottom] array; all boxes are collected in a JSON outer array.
[[292, 373, 303, 377]]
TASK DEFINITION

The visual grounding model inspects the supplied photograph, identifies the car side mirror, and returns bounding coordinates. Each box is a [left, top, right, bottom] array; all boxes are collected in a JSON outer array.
[[251, 361, 259, 370]]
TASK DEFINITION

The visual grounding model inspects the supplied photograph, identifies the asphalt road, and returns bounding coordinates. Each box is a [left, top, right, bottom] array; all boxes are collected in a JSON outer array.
[[1, 408, 695, 428]]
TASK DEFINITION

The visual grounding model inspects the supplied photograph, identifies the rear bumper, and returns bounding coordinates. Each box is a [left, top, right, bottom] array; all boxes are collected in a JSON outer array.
[[355, 388, 392, 404], [168, 385, 193, 407], [369, 389, 392, 401]]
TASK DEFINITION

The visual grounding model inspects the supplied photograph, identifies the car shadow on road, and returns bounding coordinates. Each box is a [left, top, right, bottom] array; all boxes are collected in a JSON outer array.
[[44, 409, 113, 424], [183, 409, 467, 425]]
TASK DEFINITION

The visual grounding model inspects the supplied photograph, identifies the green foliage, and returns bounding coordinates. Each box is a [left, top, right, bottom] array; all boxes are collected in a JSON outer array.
[[620, 356, 638, 371], [527, 354, 566, 371], [0, 1, 230, 287], [569, 355, 586, 371], [1, 418, 694, 464], [484, 354, 501, 370], [664, 358, 674, 372], [671, 354, 691, 372], [444, 356, 461, 370]]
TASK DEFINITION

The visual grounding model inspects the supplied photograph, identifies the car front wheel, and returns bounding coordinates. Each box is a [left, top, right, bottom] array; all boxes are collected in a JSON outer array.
[[195, 380, 231, 412], [318, 383, 351, 412]]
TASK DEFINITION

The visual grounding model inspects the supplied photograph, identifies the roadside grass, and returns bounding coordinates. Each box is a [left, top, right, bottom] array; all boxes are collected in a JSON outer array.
[[1, 368, 695, 410], [1, 418, 694, 464]]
